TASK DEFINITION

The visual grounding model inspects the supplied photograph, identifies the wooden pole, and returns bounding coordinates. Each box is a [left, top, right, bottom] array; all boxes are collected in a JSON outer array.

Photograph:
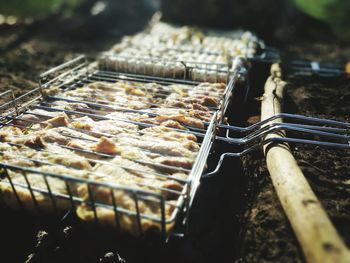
[[261, 63, 350, 263]]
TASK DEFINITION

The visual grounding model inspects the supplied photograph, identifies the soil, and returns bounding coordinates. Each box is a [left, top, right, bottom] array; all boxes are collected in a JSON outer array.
[[0, 17, 349, 263]]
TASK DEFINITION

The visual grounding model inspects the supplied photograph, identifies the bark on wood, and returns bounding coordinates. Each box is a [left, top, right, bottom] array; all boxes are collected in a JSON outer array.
[[261, 63, 350, 263]]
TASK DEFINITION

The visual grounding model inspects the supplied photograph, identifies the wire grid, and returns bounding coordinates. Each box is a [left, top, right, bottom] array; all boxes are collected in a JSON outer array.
[[0, 56, 238, 241]]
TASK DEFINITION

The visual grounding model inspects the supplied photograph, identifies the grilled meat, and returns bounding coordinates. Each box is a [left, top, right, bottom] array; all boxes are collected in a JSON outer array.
[[88, 155, 184, 200], [76, 155, 183, 234], [0, 77, 223, 235], [142, 125, 197, 142], [71, 116, 139, 137], [0, 163, 89, 212], [0, 142, 92, 170]]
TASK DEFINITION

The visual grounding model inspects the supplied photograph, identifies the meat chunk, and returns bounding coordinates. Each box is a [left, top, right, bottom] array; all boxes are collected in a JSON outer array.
[[71, 116, 138, 137], [116, 145, 195, 170], [0, 126, 23, 141], [166, 93, 219, 108], [82, 156, 184, 201], [60, 83, 153, 110], [93, 137, 120, 155], [0, 165, 89, 212], [117, 134, 199, 157], [22, 135, 46, 149], [153, 156, 194, 169], [160, 120, 187, 130], [142, 126, 197, 142], [150, 107, 212, 122], [0, 129, 47, 149], [154, 114, 204, 129], [0, 142, 92, 170], [44, 113, 69, 127]]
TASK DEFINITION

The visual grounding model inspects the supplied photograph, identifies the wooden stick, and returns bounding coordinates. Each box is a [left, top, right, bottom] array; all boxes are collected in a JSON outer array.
[[261, 63, 350, 263]]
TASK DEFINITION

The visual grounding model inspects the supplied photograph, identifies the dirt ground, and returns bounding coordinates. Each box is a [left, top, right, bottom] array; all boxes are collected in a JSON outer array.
[[0, 31, 115, 104], [0, 21, 349, 263]]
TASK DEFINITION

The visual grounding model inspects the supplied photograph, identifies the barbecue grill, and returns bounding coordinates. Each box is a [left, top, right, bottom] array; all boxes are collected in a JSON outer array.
[[0, 54, 250, 244], [0, 28, 349, 263]]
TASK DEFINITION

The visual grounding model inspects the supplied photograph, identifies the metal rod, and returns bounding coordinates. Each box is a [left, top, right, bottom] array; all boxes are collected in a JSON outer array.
[[2, 167, 25, 209], [224, 123, 350, 146], [42, 174, 59, 216], [86, 183, 99, 225], [21, 170, 41, 214], [217, 112, 349, 133], [110, 189, 121, 232], [134, 192, 143, 237]]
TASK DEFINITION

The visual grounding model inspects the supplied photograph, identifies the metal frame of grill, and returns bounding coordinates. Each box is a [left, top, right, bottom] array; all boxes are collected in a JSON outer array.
[[0, 55, 247, 243]]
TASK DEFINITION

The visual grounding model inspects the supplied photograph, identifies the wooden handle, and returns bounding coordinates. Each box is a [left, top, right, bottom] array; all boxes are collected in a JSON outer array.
[[261, 63, 350, 263]]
